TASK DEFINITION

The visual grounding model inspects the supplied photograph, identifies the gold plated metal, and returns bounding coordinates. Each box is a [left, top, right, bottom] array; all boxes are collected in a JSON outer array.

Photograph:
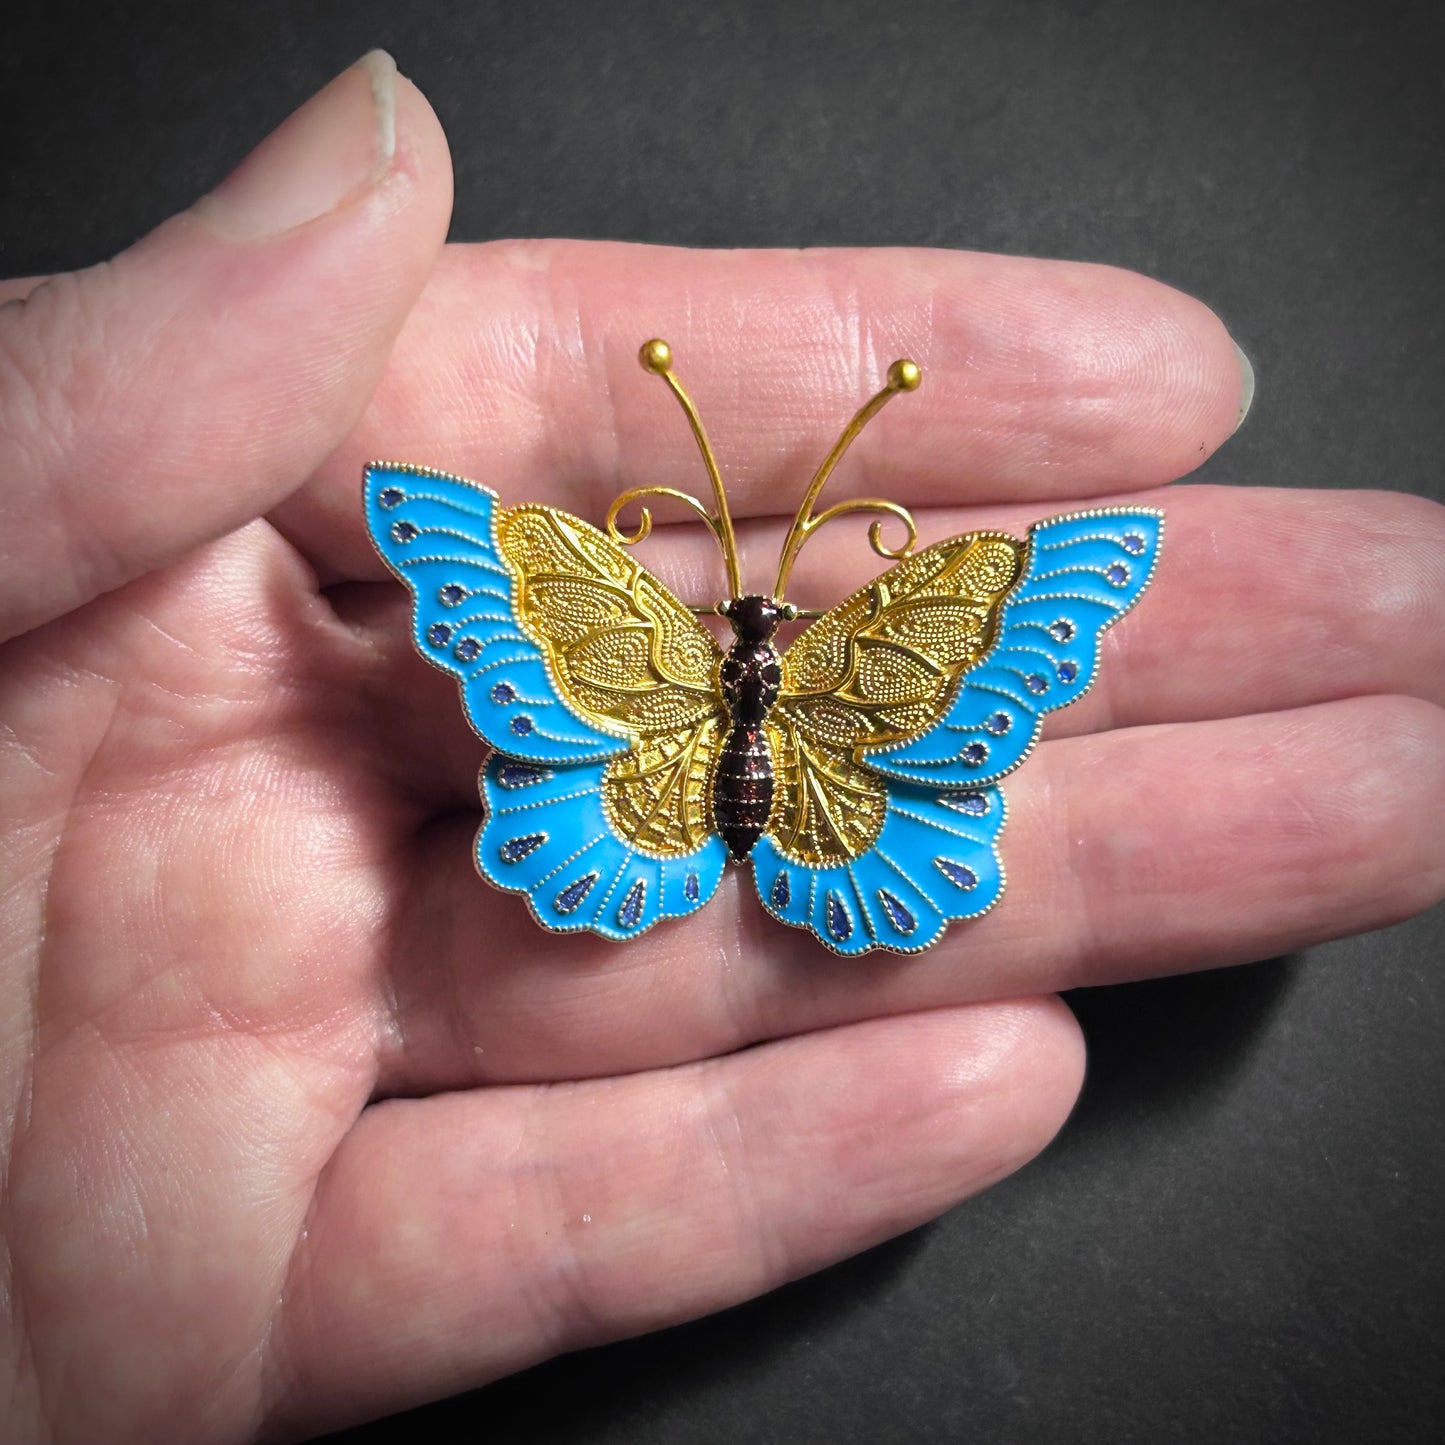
[[607, 339, 745, 598], [493, 488, 1024, 872], [484, 349, 1022, 872], [768, 531, 1024, 865], [496, 504, 720, 735], [772, 357, 923, 601], [602, 717, 723, 859], [766, 714, 889, 867], [607, 341, 923, 609]]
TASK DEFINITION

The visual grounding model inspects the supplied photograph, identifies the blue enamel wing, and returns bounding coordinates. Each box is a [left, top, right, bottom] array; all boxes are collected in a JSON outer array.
[[363, 341, 1161, 955]]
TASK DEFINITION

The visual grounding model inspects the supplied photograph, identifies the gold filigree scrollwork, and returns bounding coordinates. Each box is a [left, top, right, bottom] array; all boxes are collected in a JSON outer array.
[[772, 359, 923, 600], [604, 485, 728, 551], [614, 340, 744, 599], [610, 342, 925, 610], [792, 495, 918, 567]]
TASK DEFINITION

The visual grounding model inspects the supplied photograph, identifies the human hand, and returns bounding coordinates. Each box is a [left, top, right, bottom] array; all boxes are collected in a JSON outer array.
[[2, 53, 1441, 1444]]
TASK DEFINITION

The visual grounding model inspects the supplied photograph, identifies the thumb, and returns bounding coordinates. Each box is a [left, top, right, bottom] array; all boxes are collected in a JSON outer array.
[[0, 50, 452, 643]]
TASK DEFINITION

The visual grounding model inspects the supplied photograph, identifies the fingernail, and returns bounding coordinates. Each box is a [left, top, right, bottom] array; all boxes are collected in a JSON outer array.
[[1233, 342, 1255, 432], [197, 50, 397, 241]]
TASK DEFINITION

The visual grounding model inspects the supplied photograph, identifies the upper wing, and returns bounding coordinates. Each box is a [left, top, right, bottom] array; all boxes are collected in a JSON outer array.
[[779, 531, 1026, 745], [866, 508, 1164, 787], [770, 531, 1025, 866], [363, 466, 723, 765], [496, 504, 723, 737]]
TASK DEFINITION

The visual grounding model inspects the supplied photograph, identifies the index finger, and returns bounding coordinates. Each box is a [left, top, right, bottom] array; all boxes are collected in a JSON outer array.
[[276, 240, 1249, 579]]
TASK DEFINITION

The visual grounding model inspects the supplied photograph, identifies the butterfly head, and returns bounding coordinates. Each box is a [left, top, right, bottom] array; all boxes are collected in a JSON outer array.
[[718, 594, 796, 643], [608, 341, 923, 614]]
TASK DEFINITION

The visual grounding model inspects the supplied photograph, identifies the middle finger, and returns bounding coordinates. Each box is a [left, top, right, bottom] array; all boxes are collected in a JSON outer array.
[[274, 239, 1245, 580], [349, 482, 1445, 812]]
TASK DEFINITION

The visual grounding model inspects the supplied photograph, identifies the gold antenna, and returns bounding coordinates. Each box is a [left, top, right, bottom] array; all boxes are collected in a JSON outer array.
[[772, 359, 922, 601], [606, 339, 744, 599]]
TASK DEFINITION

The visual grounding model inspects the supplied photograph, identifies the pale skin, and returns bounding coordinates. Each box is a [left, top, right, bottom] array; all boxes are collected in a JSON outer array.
[[1, 51, 1442, 1445]]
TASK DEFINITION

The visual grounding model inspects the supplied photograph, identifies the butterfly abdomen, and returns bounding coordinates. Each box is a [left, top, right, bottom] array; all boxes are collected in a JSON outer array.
[[714, 721, 774, 863], [714, 597, 784, 863]]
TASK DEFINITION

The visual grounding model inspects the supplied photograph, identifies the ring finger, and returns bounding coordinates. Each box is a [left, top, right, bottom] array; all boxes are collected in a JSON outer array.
[[373, 690, 1445, 1093]]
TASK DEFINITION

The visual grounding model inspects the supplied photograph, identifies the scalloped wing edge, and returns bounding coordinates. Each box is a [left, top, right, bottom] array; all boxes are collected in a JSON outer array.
[[362, 462, 629, 765], [750, 781, 1009, 956], [477, 754, 727, 940], [862, 506, 1164, 790]]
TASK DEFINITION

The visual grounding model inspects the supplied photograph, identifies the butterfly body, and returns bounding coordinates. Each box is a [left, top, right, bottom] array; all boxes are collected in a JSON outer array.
[[715, 596, 785, 862], [363, 341, 1164, 954]]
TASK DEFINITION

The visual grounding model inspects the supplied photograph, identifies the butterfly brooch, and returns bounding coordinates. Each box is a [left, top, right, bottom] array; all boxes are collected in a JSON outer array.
[[364, 339, 1162, 955]]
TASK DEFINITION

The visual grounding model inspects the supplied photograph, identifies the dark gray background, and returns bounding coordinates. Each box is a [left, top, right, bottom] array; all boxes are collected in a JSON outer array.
[[5, 1, 1443, 1441]]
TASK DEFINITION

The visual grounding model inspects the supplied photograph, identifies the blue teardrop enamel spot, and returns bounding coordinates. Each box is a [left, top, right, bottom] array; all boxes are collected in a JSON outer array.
[[499, 833, 546, 864], [554, 873, 598, 915], [878, 890, 916, 935], [618, 879, 647, 928], [935, 858, 978, 890]]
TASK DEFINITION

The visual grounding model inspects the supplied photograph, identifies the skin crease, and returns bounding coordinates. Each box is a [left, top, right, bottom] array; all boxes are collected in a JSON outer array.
[[0, 55, 1443, 1445]]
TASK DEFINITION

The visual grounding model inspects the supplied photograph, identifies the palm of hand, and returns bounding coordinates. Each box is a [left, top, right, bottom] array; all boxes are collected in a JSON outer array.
[[2, 57, 1442, 1445]]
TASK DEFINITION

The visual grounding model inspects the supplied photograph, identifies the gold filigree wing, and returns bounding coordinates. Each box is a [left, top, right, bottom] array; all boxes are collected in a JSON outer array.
[[769, 531, 1026, 867], [778, 530, 1026, 748], [602, 716, 724, 859], [766, 713, 889, 868], [496, 504, 724, 738]]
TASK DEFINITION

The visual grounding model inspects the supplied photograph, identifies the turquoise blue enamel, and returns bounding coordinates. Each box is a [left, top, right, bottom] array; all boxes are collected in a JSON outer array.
[[477, 754, 727, 941], [756, 506, 1163, 956], [363, 460, 1161, 954], [750, 784, 1007, 955], [363, 465, 620, 763], [866, 509, 1164, 789], [363, 463, 727, 940]]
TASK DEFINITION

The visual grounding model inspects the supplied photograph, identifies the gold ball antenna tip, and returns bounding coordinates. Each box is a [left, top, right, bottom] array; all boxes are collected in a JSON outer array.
[[639, 338, 673, 374], [887, 358, 922, 392]]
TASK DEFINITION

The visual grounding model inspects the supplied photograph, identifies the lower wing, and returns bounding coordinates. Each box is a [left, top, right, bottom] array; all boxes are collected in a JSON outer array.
[[752, 783, 1006, 955], [477, 754, 728, 940]]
